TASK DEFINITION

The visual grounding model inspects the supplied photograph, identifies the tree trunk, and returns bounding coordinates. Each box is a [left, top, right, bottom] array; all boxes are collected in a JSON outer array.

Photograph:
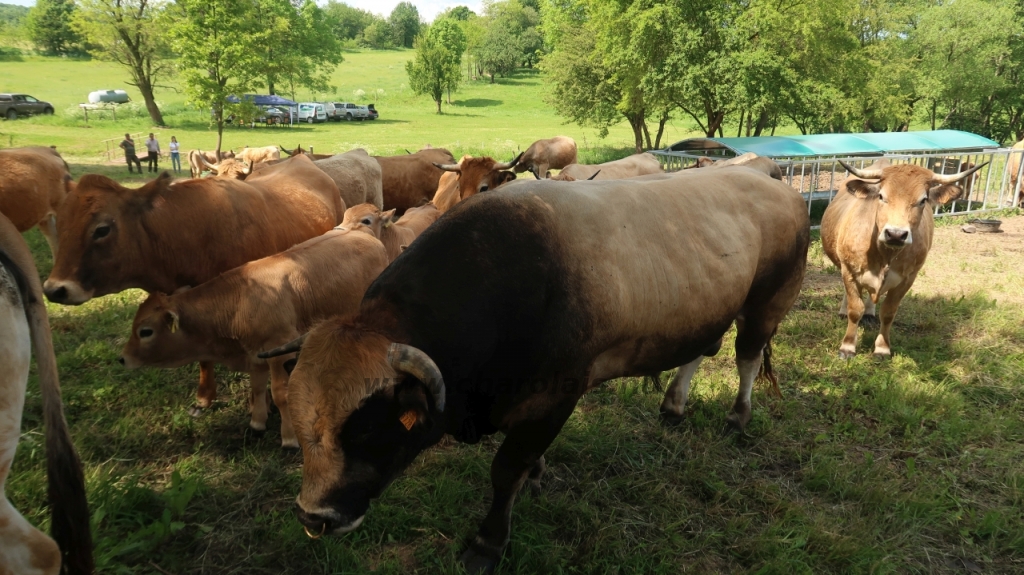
[[642, 121, 652, 150], [654, 111, 669, 149], [489, 73, 494, 84], [705, 110, 725, 138], [137, 76, 165, 126], [269, 80, 275, 96], [931, 101, 937, 131], [736, 109, 744, 137], [626, 112, 646, 153], [446, 87, 451, 105], [753, 110, 769, 137], [215, 113, 224, 160], [435, 98, 442, 114]]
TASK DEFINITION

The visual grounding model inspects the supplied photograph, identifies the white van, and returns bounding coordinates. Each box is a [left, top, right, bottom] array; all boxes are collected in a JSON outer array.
[[298, 102, 327, 123]]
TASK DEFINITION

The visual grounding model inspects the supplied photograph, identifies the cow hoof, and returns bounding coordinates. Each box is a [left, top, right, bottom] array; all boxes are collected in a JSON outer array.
[[872, 351, 891, 361], [724, 414, 750, 437], [859, 314, 879, 328], [522, 478, 542, 497], [459, 546, 500, 575], [281, 440, 300, 451], [659, 408, 686, 427], [187, 405, 206, 418], [838, 349, 856, 360]]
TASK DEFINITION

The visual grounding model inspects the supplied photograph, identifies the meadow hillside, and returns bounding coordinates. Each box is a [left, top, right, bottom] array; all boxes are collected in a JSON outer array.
[[1, 49, 710, 169]]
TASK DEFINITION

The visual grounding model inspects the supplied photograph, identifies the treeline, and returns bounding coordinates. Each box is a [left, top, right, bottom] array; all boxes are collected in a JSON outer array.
[[541, 0, 1024, 151]]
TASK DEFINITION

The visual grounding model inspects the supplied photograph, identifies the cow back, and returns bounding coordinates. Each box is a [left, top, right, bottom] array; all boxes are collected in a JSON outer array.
[[0, 147, 69, 231], [375, 148, 455, 215], [315, 149, 384, 210]]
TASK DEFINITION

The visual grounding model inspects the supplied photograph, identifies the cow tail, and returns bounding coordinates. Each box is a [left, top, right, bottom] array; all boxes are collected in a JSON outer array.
[[757, 327, 782, 399], [23, 259, 95, 574]]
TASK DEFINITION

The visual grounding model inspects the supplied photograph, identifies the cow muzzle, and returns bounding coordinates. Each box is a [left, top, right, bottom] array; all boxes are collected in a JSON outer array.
[[295, 504, 364, 538], [879, 226, 912, 248], [42, 279, 93, 305]]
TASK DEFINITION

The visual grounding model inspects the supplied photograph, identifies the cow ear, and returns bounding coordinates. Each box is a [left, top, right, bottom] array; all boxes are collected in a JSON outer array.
[[845, 179, 879, 199], [165, 310, 180, 333], [381, 209, 396, 228], [65, 176, 76, 195], [928, 183, 963, 205], [395, 381, 429, 431], [137, 171, 172, 202]]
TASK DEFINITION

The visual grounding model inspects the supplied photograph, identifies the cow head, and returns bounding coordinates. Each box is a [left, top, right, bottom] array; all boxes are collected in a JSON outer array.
[[198, 152, 253, 180], [281, 145, 306, 157], [258, 321, 446, 538], [839, 160, 986, 249], [119, 291, 200, 369], [337, 204, 396, 238], [44, 172, 173, 304], [433, 153, 522, 198]]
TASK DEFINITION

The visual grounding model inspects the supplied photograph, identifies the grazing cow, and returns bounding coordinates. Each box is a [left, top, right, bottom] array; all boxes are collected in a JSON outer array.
[[188, 149, 235, 178], [339, 203, 441, 261], [515, 136, 577, 178], [557, 152, 663, 180], [261, 168, 809, 573], [821, 159, 984, 359], [0, 146, 71, 260], [43, 154, 342, 409], [432, 154, 521, 200], [281, 145, 333, 160], [688, 152, 784, 181], [314, 149, 384, 210], [374, 147, 456, 215], [237, 145, 281, 164], [0, 214, 93, 575], [1009, 139, 1024, 206], [119, 229, 389, 448], [197, 155, 254, 180]]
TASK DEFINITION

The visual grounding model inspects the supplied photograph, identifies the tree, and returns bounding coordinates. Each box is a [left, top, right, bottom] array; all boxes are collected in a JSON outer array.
[[74, 0, 171, 125], [439, 6, 475, 21], [171, 0, 267, 156], [476, 23, 521, 82], [361, 17, 394, 49], [26, 0, 78, 55], [255, 0, 340, 97], [389, 2, 420, 48], [406, 31, 459, 113], [429, 17, 467, 103], [323, 1, 374, 41]]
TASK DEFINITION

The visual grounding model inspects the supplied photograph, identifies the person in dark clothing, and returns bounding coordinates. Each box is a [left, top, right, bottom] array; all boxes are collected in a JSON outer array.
[[120, 133, 142, 173], [145, 133, 160, 172]]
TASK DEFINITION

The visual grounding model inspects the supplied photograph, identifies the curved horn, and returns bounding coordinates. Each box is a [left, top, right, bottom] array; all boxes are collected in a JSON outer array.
[[198, 151, 218, 172], [243, 160, 253, 175], [257, 333, 308, 359], [931, 161, 989, 184], [495, 152, 524, 170], [405, 149, 412, 154], [433, 162, 462, 173], [388, 343, 445, 412], [586, 170, 601, 180], [532, 170, 541, 180], [838, 160, 884, 180], [280, 145, 294, 156]]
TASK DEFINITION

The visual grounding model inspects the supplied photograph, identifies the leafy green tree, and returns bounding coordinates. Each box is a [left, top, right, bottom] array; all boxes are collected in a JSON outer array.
[[26, 0, 78, 55], [255, 0, 340, 97], [389, 1, 420, 48], [476, 23, 521, 82], [323, 1, 374, 41], [429, 17, 466, 103], [73, 0, 171, 125], [171, 0, 267, 155], [406, 32, 458, 113], [439, 6, 475, 21], [361, 17, 394, 49]]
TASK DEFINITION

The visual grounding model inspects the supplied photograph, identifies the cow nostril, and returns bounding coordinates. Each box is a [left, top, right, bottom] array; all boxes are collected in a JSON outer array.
[[46, 285, 68, 303], [118, 357, 125, 365], [295, 508, 330, 538], [885, 229, 908, 242]]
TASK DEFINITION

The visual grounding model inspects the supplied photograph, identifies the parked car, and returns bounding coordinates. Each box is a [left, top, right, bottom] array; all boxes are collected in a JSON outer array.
[[0, 93, 55, 120], [297, 102, 328, 123], [332, 102, 378, 121]]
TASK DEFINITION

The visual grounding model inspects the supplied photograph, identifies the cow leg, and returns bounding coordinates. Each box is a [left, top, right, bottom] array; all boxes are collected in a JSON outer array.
[[521, 455, 546, 495], [658, 356, 704, 425], [196, 361, 217, 408], [460, 399, 577, 575], [839, 274, 864, 359], [248, 366, 270, 432], [269, 357, 298, 449], [861, 294, 879, 327], [36, 214, 59, 260], [873, 280, 912, 359]]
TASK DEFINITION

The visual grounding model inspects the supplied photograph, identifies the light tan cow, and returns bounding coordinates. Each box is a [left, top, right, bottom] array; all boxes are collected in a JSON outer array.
[[0, 214, 93, 575], [314, 149, 384, 210], [237, 145, 281, 164], [0, 147, 71, 260], [432, 154, 521, 201], [821, 159, 984, 358], [120, 228, 389, 448], [431, 167, 463, 213], [515, 136, 578, 178], [188, 149, 235, 178], [338, 203, 441, 261], [557, 152, 663, 180], [197, 155, 254, 180]]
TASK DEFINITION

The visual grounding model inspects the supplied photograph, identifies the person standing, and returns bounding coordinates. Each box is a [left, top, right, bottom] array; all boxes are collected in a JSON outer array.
[[145, 133, 160, 172], [169, 136, 181, 174], [119, 133, 142, 173]]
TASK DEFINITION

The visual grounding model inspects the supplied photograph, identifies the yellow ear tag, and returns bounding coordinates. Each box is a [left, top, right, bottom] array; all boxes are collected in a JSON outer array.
[[400, 410, 417, 431], [170, 315, 179, 333]]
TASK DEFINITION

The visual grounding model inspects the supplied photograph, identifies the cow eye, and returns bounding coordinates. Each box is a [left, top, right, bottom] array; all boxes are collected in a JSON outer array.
[[139, 327, 154, 338], [878, 193, 885, 203], [919, 197, 927, 206], [93, 224, 111, 239], [361, 218, 372, 225], [480, 185, 489, 193]]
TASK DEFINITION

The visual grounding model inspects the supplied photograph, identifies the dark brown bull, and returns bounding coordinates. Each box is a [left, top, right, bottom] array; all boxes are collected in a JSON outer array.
[[374, 148, 456, 215]]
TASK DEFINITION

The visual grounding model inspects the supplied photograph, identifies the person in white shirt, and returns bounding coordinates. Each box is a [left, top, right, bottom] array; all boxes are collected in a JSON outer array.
[[145, 133, 160, 172], [169, 136, 181, 174]]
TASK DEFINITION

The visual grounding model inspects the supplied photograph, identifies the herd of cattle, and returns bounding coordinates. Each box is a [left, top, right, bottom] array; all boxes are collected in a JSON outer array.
[[0, 136, 992, 574]]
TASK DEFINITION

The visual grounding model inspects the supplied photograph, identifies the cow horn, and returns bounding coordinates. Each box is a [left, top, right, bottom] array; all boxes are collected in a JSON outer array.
[[257, 333, 308, 359], [931, 161, 989, 184], [198, 152, 218, 172], [495, 152, 524, 170], [838, 160, 883, 180], [587, 170, 601, 180], [243, 160, 253, 175], [433, 162, 462, 173], [388, 343, 445, 412], [532, 170, 541, 180], [280, 145, 293, 156]]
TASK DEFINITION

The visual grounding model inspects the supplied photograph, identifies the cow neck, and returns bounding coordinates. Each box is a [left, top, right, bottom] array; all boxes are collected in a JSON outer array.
[[171, 272, 250, 348]]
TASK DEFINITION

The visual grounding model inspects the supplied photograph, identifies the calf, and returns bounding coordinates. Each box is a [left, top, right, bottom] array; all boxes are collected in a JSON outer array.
[[339, 203, 441, 261], [120, 229, 389, 448], [821, 159, 984, 358]]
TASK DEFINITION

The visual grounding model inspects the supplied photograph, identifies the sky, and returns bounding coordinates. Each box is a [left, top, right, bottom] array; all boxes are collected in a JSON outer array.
[[0, 0, 484, 21]]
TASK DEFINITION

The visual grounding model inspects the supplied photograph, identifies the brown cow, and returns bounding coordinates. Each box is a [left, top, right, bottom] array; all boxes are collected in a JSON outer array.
[[1, 213, 94, 575], [0, 146, 70, 260], [188, 149, 235, 178], [43, 154, 342, 409], [197, 155, 254, 180], [374, 147, 456, 215], [314, 149, 384, 210], [281, 144, 333, 160], [338, 203, 441, 261], [557, 152, 663, 180], [237, 145, 281, 164], [119, 228, 388, 448], [515, 136, 578, 178], [432, 154, 521, 200], [431, 161, 466, 213], [688, 152, 783, 181], [821, 159, 984, 359]]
